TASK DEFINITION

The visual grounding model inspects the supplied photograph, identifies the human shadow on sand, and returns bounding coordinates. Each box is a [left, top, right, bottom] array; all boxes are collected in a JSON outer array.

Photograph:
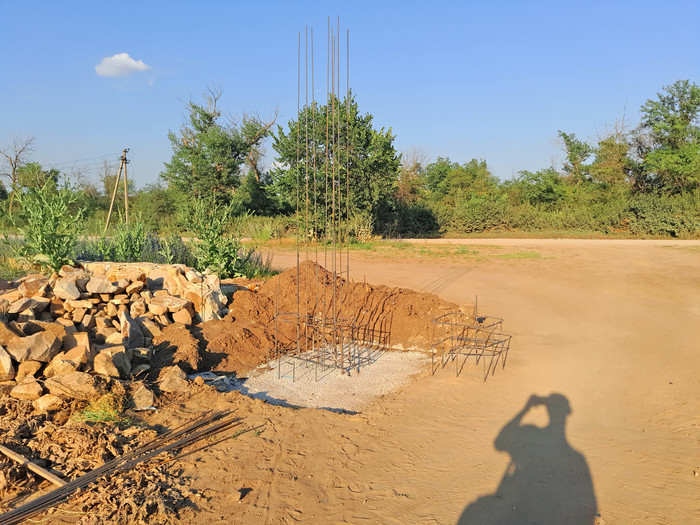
[[458, 393, 597, 525]]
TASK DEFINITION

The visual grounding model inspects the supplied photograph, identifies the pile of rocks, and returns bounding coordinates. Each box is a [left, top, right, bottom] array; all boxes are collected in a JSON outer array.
[[0, 262, 230, 409]]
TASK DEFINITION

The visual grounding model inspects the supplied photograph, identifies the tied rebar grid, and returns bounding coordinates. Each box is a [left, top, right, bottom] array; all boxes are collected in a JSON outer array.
[[270, 19, 369, 381], [430, 311, 513, 381]]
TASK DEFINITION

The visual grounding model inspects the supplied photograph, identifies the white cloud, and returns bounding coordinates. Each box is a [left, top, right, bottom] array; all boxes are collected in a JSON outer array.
[[95, 53, 151, 77]]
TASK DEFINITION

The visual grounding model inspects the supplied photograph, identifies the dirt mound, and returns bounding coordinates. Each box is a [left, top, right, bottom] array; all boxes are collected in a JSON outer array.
[[152, 261, 464, 376]]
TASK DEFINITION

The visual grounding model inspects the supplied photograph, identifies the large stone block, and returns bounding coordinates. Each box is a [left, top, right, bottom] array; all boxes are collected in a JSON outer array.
[[15, 360, 42, 382], [119, 311, 144, 349], [53, 277, 81, 300], [6, 331, 61, 363], [86, 275, 119, 294], [45, 371, 103, 399], [10, 378, 43, 400]]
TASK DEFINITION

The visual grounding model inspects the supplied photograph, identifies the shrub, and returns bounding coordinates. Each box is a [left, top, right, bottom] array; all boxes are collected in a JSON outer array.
[[189, 199, 245, 279], [4, 180, 86, 272]]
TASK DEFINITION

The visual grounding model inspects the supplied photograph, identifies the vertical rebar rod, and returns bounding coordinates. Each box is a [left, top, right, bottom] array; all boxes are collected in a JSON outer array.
[[294, 31, 301, 382]]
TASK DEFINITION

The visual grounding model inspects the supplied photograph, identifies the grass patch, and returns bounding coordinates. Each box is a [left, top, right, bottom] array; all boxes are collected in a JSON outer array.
[[72, 393, 132, 425], [497, 251, 541, 259]]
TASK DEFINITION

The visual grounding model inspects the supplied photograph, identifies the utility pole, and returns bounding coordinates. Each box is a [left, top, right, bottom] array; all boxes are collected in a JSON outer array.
[[104, 148, 130, 233]]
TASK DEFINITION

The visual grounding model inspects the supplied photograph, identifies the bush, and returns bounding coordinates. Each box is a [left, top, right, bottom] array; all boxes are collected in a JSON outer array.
[[628, 193, 700, 237], [4, 180, 85, 272], [446, 197, 511, 233], [189, 199, 245, 279]]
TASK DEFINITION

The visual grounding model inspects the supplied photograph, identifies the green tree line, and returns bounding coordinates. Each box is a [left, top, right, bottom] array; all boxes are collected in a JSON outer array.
[[2, 80, 699, 238]]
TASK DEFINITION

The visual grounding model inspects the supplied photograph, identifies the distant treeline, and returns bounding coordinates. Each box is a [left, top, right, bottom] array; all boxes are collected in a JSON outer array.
[[2, 80, 699, 238]]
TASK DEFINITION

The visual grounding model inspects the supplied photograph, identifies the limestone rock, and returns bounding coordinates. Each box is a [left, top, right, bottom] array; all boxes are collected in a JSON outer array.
[[33, 394, 64, 412], [18, 275, 49, 298], [172, 308, 192, 325], [45, 371, 101, 399], [16, 360, 42, 382], [119, 311, 144, 349], [150, 294, 191, 314], [6, 331, 61, 363], [0, 288, 22, 304], [158, 365, 189, 393], [64, 299, 93, 311], [136, 317, 161, 340], [130, 300, 147, 318], [44, 355, 78, 378], [0, 323, 21, 346], [126, 281, 145, 295], [63, 331, 91, 354], [9, 297, 49, 315], [86, 275, 119, 294], [53, 277, 81, 300], [0, 346, 15, 381], [63, 346, 89, 367], [71, 308, 87, 324], [105, 332, 125, 345], [94, 347, 131, 378], [10, 378, 43, 400], [17, 309, 37, 323], [131, 385, 155, 409], [59, 265, 86, 278]]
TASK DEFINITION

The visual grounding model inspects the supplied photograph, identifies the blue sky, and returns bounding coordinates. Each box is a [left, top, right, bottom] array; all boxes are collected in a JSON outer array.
[[1, 1, 698, 189]]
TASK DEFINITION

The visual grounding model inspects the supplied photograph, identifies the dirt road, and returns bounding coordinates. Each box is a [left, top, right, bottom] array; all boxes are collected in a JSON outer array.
[[179, 239, 699, 524]]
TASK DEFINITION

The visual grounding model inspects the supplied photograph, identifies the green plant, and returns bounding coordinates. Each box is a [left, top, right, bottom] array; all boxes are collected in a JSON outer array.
[[73, 393, 131, 425], [4, 179, 85, 272], [190, 199, 245, 279]]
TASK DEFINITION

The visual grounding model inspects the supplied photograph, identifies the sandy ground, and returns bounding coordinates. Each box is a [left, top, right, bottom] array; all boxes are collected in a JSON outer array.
[[166, 239, 700, 524]]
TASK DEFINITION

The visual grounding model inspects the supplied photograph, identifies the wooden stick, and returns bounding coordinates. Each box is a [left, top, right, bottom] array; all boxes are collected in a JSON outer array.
[[0, 444, 66, 487]]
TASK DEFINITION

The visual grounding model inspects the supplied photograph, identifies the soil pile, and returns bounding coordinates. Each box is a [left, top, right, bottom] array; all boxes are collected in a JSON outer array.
[[177, 260, 464, 376]]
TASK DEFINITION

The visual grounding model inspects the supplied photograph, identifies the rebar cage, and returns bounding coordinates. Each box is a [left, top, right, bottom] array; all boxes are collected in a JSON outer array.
[[431, 311, 512, 380]]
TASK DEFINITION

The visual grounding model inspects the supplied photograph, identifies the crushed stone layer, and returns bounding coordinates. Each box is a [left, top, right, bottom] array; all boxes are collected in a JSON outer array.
[[235, 350, 430, 413]]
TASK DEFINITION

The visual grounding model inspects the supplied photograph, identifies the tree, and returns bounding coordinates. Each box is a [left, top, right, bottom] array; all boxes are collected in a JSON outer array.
[[16, 162, 59, 189], [514, 168, 565, 207], [637, 80, 700, 193], [558, 131, 593, 185], [423, 157, 497, 201], [272, 93, 400, 224], [397, 146, 428, 204], [161, 88, 276, 204], [0, 136, 36, 214], [589, 121, 632, 187]]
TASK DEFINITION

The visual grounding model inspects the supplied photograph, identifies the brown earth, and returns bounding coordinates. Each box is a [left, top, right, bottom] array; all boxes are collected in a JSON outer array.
[[3, 239, 699, 524], [168, 239, 698, 524], [153, 260, 461, 378]]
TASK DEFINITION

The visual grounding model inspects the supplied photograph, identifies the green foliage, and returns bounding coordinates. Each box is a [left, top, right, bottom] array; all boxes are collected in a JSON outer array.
[[5, 179, 85, 272], [589, 134, 632, 187], [512, 168, 566, 207], [627, 192, 700, 237], [558, 131, 593, 184], [130, 183, 180, 233], [231, 172, 279, 216], [240, 214, 294, 241], [638, 80, 700, 193], [272, 92, 400, 227], [161, 89, 272, 205], [190, 199, 245, 279], [446, 196, 511, 233]]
